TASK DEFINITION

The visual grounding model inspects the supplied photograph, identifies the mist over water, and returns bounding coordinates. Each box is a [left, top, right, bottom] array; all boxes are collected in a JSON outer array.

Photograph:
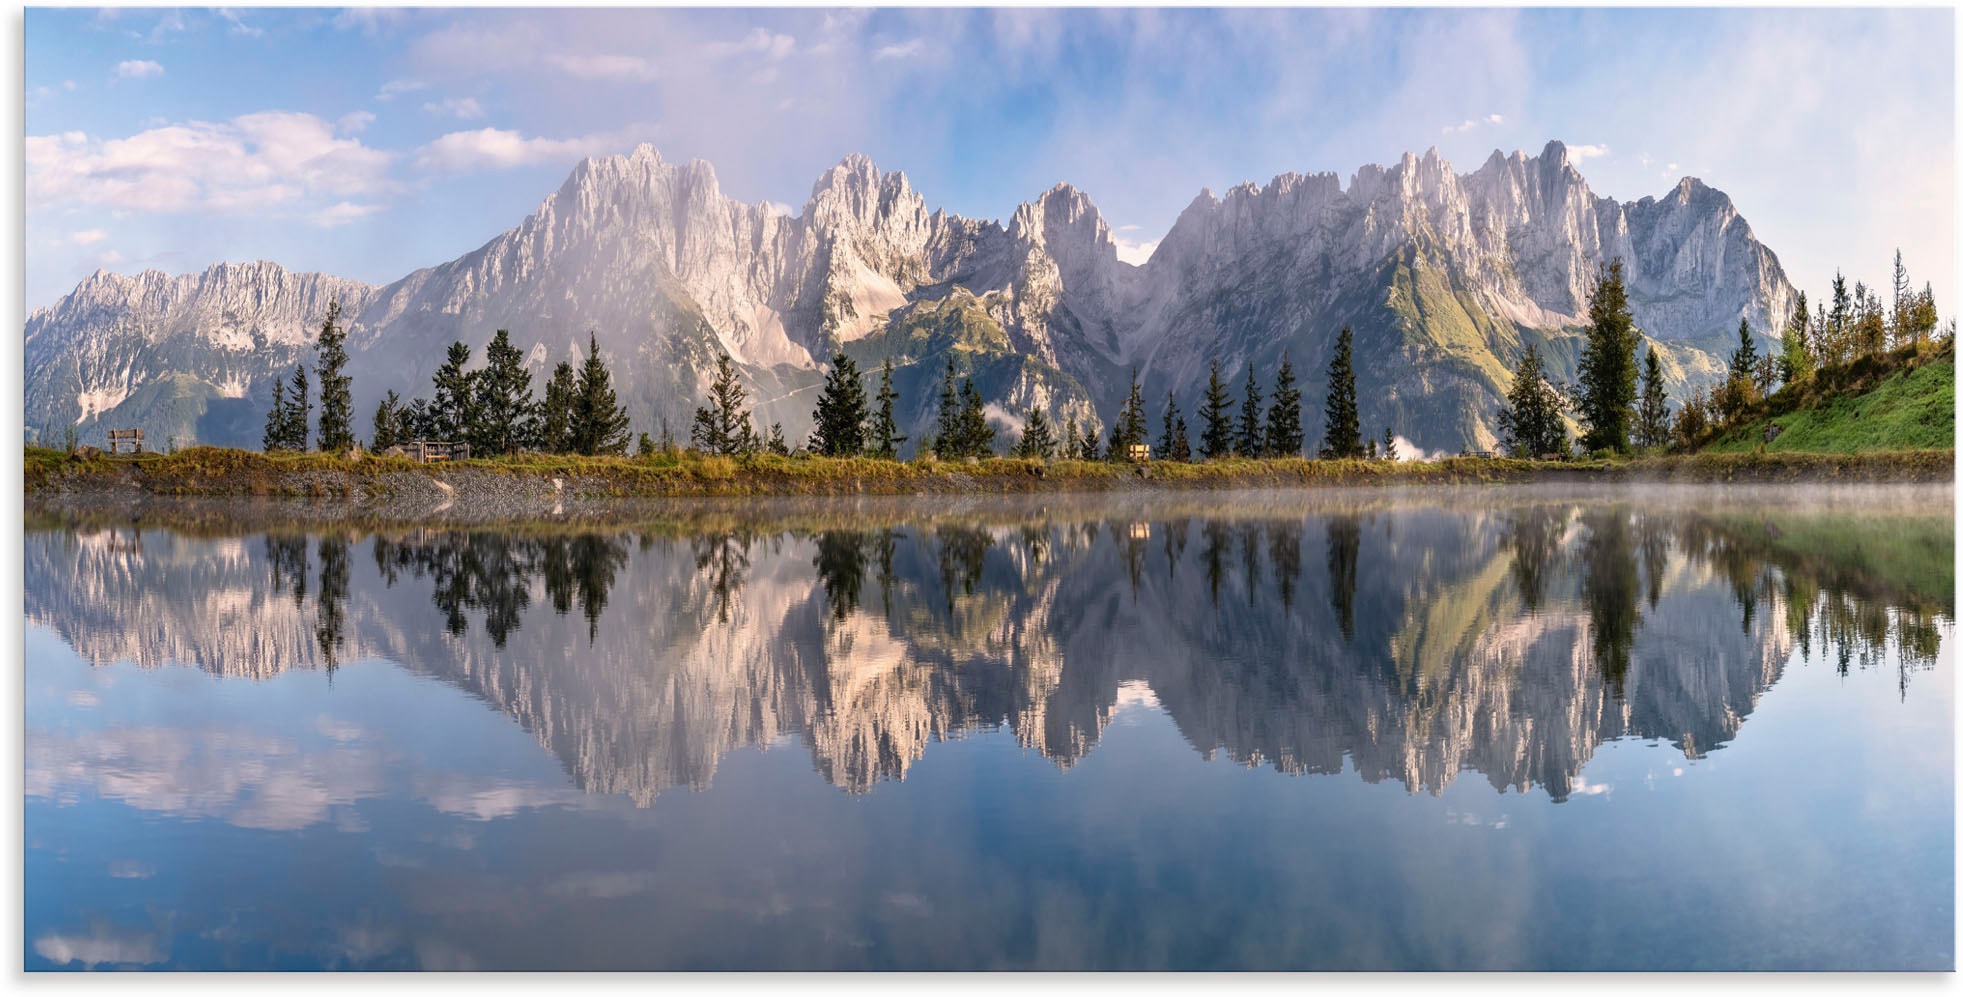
[[23, 486, 1954, 970]]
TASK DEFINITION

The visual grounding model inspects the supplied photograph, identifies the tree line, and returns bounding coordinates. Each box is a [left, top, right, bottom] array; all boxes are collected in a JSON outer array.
[[264, 307, 634, 457], [1496, 249, 1950, 458]]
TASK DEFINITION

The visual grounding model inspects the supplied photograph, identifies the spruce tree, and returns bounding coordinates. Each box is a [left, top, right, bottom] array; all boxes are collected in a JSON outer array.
[[637, 431, 656, 457], [957, 378, 994, 458], [1496, 343, 1568, 459], [1779, 291, 1813, 385], [1635, 348, 1670, 450], [810, 351, 869, 457], [766, 422, 789, 455], [313, 300, 354, 452], [1382, 426, 1398, 461], [1236, 365, 1264, 457], [1157, 392, 1189, 462], [1319, 327, 1362, 459], [933, 359, 961, 460], [475, 329, 537, 455], [1107, 366, 1148, 460], [1061, 417, 1080, 460], [401, 397, 434, 442], [1199, 357, 1234, 459], [371, 390, 402, 451], [1892, 249, 1912, 347], [868, 358, 905, 458], [1078, 420, 1101, 461], [1264, 350, 1303, 457], [691, 352, 751, 455], [263, 378, 288, 452], [570, 333, 631, 456], [430, 341, 476, 443], [1575, 259, 1640, 453], [538, 361, 578, 453], [1728, 318, 1758, 384], [1015, 406, 1057, 459], [284, 364, 312, 451]]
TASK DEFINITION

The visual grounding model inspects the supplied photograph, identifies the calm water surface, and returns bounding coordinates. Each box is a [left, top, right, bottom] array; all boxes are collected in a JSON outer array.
[[23, 488, 1955, 970]]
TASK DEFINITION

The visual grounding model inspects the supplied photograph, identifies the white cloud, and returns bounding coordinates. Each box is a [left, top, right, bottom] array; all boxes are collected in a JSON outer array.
[[333, 8, 404, 36], [1442, 112, 1505, 135], [550, 54, 661, 83], [874, 39, 925, 61], [68, 229, 108, 246], [216, 9, 262, 39], [375, 78, 426, 102], [33, 928, 164, 969], [311, 202, 385, 227], [763, 201, 796, 217], [705, 28, 796, 61], [1568, 143, 1610, 162], [336, 110, 375, 135], [113, 60, 164, 81], [1113, 232, 1159, 266], [411, 127, 640, 175], [422, 96, 486, 120], [28, 112, 397, 221]]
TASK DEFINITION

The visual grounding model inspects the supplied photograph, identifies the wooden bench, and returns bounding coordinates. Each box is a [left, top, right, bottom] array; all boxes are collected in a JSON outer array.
[[105, 428, 145, 454]]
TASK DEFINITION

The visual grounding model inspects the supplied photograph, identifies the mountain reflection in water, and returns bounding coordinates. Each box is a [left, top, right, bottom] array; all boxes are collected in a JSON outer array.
[[25, 495, 1951, 806]]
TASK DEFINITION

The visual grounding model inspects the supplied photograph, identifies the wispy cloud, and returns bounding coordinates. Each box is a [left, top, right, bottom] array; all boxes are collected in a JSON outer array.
[[216, 9, 262, 39], [411, 126, 642, 174], [550, 54, 660, 83], [113, 59, 163, 81], [874, 38, 924, 61], [1442, 112, 1505, 135], [704, 27, 795, 61], [1569, 143, 1610, 162], [68, 229, 108, 246], [375, 78, 426, 102], [422, 96, 485, 120]]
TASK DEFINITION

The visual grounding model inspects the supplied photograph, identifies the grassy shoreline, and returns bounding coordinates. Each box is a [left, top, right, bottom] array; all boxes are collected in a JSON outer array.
[[24, 444, 1955, 501]]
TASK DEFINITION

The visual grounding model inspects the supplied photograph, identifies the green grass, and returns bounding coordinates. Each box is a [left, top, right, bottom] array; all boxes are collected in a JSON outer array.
[[1705, 339, 1955, 454]]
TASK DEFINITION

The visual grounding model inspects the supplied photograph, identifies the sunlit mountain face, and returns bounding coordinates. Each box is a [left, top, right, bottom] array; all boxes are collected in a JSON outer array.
[[23, 489, 1953, 970]]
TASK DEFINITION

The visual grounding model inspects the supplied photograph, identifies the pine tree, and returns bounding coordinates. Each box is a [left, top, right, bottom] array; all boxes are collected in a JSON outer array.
[[1319, 327, 1363, 459], [1892, 249, 1913, 347], [1078, 419, 1101, 461], [1199, 357, 1234, 460], [692, 352, 751, 455], [933, 359, 961, 460], [371, 390, 402, 451], [401, 397, 434, 442], [263, 378, 288, 452], [1728, 318, 1758, 384], [1575, 259, 1641, 453], [1015, 406, 1057, 459], [570, 333, 631, 456], [1157, 392, 1189, 462], [868, 358, 905, 458], [1382, 426, 1398, 461], [284, 364, 312, 451], [1061, 417, 1080, 460], [1635, 347, 1670, 449], [1779, 291, 1814, 385], [1236, 365, 1264, 457], [958, 378, 994, 458], [766, 422, 790, 455], [637, 431, 656, 457], [1827, 270, 1852, 367], [475, 329, 537, 455], [313, 300, 354, 452], [1366, 439, 1378, 460], [1264, 350, 1304, 457], [538, 361, 578, 453], [1497, 343, 1569, 459], [430, 341, 476, 443], [1107, 366, 1148, 460], [810, 351, 869, 457]]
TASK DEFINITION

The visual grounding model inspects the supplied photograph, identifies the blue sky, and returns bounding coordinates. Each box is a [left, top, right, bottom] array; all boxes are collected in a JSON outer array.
[[25, 7, 1956, 316]]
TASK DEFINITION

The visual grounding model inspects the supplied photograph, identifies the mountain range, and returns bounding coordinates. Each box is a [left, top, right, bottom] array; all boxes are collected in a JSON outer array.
[[24, 140, 1794, 455]]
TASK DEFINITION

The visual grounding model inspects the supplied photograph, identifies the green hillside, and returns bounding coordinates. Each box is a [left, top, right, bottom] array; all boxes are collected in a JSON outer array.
[[1704, 339, 1954, 454]]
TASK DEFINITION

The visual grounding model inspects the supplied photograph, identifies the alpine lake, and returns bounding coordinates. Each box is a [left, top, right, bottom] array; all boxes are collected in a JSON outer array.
[[23, 484, 1954, 971]]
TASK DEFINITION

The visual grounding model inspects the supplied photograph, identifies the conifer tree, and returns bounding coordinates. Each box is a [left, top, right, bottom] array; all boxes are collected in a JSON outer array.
[[284, 364, 312, 451], [1236, 365, 1265, 457], [1497, 343, 1568, 459], [766, 422, 790, 455], [957, 378, 994, 458], [313, 300, 355, 452], [868, 358, 905, 458], [810, 351, 869, 457], [538, 361, 578, 453], [1158, 392, 1190, 462], [571, 333, 631, 456], [1892, 249, 1913, 347], [691, 352, 751, 455], [263, 378, 288, 452], [637, 432, 656, 457], [1014, 406, 1057, 459], [1264, 349, 1303, 457], [430, 341, 476, 443], [1779, 291, 1814, 385], [1078, 419, 1101, 461], [1199, 357, 1234, 460], [475, 329, 537, 455], [401, 397, 434, 442], [1575, 259, 1640, 453], [1366, 439, 1378, 460], [1061, 417, 1080, 460], [933, 359, 962, 460], [1319, 327, 1363, 459], [371, 390, 402, 451], [1635, 347, 1671, 450], [1107, 366, 1148, 459], [1382, 426, 1398, 461]]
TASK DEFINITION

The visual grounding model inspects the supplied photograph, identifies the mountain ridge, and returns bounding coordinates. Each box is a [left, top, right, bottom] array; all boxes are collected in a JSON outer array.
[[25, 139, 1794, 454]]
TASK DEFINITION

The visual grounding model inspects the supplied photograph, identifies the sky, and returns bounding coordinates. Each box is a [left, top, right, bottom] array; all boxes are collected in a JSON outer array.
[[24, 7, 1958, 316]]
